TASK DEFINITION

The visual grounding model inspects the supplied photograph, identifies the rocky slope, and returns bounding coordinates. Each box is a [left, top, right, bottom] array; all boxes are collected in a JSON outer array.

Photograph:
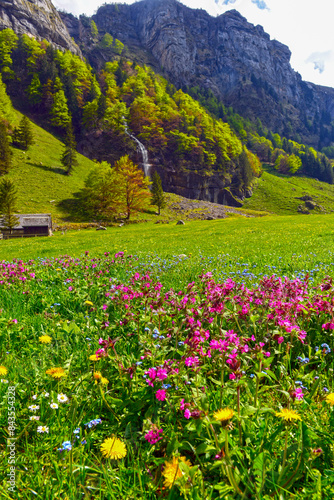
[[0, 0, 80, 54], [62, 0, 334, 148]]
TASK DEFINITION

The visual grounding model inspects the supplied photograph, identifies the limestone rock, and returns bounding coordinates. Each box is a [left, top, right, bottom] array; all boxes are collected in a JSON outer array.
[[0, 0, 81, 54]]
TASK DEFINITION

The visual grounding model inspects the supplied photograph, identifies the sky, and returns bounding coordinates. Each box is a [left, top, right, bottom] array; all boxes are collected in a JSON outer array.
[[53, 0, 334, 88]]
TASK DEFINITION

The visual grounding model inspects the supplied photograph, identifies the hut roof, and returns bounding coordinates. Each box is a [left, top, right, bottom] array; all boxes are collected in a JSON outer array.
[[0, 214, 52, 229]]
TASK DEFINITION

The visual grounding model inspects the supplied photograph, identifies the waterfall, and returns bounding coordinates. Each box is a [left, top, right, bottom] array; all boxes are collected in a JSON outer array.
[[122, 117, 151, 177]]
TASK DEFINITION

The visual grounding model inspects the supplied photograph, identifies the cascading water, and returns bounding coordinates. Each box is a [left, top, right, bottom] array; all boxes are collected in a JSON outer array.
[[122, 117, 151, 177]]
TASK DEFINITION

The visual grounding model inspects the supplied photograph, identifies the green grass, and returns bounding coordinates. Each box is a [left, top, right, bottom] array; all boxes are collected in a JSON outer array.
[[1, 214, 334, 290], [243, 166, 334, 214]]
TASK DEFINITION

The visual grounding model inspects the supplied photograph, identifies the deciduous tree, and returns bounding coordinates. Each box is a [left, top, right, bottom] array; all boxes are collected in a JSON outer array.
[[116, 155, 151, 219]]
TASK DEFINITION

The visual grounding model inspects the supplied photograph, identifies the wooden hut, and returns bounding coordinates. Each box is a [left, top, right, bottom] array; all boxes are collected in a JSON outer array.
[[0, 214, 52, 239]]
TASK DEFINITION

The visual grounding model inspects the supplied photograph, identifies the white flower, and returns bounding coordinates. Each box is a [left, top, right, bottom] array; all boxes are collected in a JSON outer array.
[[30, 416, 40, 421], [57, 393, 69, 403], [1, 379, 8, 383], [50, 403, 58, 409], [37, 426, 49, 433], [32, 395, 37, 400], [28, 405, 40, 412], [43, 392, 50, 397]]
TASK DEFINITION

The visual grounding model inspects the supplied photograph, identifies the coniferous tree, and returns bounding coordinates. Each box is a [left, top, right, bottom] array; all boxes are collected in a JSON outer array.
[[12, 115, 34, 150], [0, 178, 19, 234], [61, 124, 78, 175], [150, 171, 166, 215], [0, 121, 11, 174], [50, 90, 71, 128]]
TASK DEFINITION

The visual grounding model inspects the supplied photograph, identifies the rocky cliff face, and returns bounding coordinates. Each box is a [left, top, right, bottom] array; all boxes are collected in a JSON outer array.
[[0, 0, 80, 54], [69, 0, 334, 147]]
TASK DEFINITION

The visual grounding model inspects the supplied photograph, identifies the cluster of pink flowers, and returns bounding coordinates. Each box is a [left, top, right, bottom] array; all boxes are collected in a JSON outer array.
[[145, 428, 163, 444]]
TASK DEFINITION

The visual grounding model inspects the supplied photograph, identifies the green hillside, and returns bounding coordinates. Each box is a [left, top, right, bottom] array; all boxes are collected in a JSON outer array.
[[243, 166, 334, 214], [7, 111, 95, 222]]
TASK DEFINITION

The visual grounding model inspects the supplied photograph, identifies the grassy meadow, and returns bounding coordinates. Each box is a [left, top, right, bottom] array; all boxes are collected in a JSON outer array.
[[1, 215, 334, 499]]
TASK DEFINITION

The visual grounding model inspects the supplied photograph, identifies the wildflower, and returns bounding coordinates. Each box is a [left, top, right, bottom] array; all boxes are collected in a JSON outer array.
[[93, 371, 101, 380], [162, 456, 192, 489], [184, 409, 191, 419], [42, 392, 50, 397], [293, 387, 304, 400], [89, 354, 98, 361], [61, 441, 72, 450], [213, 408, 234, 425], [28, 404, 40, 412], [57, 393, 69, 403], [73, 428, 80, 435], [30, 416, 40, 421], [39, 335, 52, 344], [45, 367, 66, 379], [32, 395, 37, 400], [275, 408, 302, 421], [156, 389, 166, 401], [84, 418, 102, 428], [145, 428, 163, 444], [325, 393, 334, 406], [100, 436, 127, 459], [0, 366, 8, 376], [50, 403, 58, 409], [84, 300, 93, 306], [101, 377, 109, 385], [37, 426, 49, 433]]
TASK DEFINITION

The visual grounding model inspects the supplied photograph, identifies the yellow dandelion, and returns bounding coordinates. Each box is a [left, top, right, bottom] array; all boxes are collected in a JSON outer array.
[[162, 456, 192, 489], [93, 371, 101, 380], [101, 377, 109, 385], [39, 335, 52, 344], [275, 408, 302, 421], [89, 354, 98, 361], [325, 393, 334, 406], [56, 268, 61, 272], [100, 436, 127, 459], [213, 407, 235, 424], [45, 367, 66, 379], [84, 300, 93, 306], [0, 366, 8, 376]]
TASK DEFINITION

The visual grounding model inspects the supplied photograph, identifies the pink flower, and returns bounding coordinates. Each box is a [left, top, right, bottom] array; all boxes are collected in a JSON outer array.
[[102, 304, 108, 310], [180, 398, 185, 410], [294, 387, 304, 400], [184, 409, 191, 419], [229, 373, 236, 380], [277, 336, 284, 344], [156, 389, 166, 401], [156, 368, 168, 381]]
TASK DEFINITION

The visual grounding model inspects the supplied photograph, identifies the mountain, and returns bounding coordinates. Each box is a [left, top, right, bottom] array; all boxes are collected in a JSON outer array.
[[0, 0, 80, 55], [62, 0, 334, 150]]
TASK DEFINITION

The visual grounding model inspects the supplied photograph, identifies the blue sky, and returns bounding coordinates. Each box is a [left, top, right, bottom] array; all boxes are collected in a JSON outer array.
[[53, 0, 334, 88]]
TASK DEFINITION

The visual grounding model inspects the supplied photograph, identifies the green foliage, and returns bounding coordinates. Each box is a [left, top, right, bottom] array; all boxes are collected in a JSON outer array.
[[0, 28, 18, 75], [0, 121, 11, 174], [12, 115, 34, 151], [61, 124, 78, 175], [76, 161, 123, 220], [0, 73, 14, 123], [20, 33, 46, 68], [150, 170, 166, 214], [27, 73, 42, 106], [0, 177, 19, 233], [90, 20, 99, 39], [50, 90, 71, 128]]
